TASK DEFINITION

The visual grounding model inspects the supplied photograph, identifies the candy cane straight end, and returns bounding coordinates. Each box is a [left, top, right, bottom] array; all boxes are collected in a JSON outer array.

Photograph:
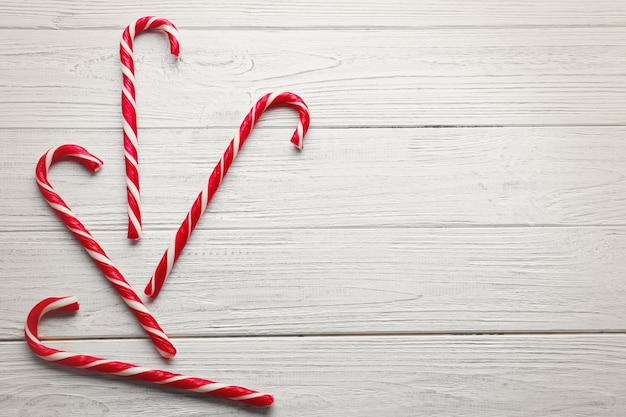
[[292, 139, 304, 151], [26, 297, 274, 407], [127, 227, 142, 241], [248, 394, 274, 407], [144, 278, 157, 297]]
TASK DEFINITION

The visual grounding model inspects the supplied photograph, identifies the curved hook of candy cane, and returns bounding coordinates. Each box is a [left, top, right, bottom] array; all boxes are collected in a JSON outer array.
[[145, 92, 310, 298], [121, 16, 181, 241], [25, 297, 274, 407], [35, 144, 176, 359]]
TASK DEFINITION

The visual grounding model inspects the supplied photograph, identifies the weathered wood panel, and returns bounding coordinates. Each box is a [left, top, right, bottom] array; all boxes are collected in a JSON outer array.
[[3, 226, 626, 339], [3, 335, 626, 416], [0, 29, 625, 128], [1, 0, 626, 29], [2, 127, 625, 232]]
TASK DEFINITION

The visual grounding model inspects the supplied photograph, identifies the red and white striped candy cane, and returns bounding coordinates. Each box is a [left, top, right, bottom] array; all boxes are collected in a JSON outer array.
[[121, 16, 181, 240], [36, 145, 176, 359], [25, 296, 274, 407], [145, 92, 310, 298]]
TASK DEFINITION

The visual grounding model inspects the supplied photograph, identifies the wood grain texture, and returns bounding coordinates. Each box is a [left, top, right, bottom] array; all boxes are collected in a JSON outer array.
[[2, 1, 626, 415], [2, 127, 625, 233], [1, 28, 625, 128], [3, 226, 626, 339], [1, 0, 626, 29], [3, 335, 626, 416]]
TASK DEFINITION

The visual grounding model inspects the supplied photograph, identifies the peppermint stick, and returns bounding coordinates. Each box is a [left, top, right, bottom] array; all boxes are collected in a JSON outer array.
[[121, 16, 181, 240], [25, 296, 274, 407], [36, 144, 176, 359], [145, 92, 310, 297]]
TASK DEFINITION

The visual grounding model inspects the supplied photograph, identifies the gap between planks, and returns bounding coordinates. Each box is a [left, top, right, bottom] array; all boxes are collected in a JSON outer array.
[[4, 329, 626, 344], [5, 24, 626, 31], [4, 124, 626, 130], [8, 225, 626, 234]]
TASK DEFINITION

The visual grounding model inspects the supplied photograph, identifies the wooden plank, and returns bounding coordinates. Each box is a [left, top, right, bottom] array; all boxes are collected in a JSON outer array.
[[2, 335, 626, 416], [3, 127, 626, 233], [3, 225, 626, 339], [1, 28, 625, 128], [2, 0, 626, 29]]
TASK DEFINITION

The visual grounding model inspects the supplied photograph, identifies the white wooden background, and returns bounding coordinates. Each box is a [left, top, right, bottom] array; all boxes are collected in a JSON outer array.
[[1, 1, 626, 415]]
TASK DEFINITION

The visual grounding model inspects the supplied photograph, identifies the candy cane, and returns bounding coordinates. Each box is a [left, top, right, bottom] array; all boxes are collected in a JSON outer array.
[[145, 92, 310, 298], [36, 145, 176, 359], [121, 16, 181, 240], [25, 296, 274, 407]]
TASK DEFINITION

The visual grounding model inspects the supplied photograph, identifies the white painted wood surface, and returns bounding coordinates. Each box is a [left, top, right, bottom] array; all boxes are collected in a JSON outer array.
[[1, 28, 626, 128], [1, 1, 626, 415], [2, 0, 626, 28], [4, 336, 626, 416]]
